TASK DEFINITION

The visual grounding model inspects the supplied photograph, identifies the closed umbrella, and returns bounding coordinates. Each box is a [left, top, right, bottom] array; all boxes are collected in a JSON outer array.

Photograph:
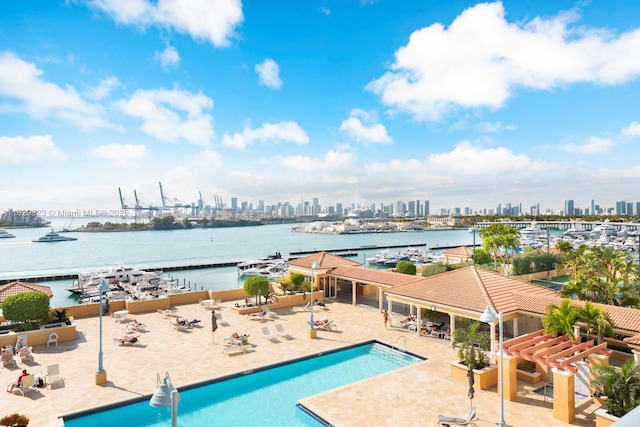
[[210, 310, 218, 345], [467, 364, 475, 409]]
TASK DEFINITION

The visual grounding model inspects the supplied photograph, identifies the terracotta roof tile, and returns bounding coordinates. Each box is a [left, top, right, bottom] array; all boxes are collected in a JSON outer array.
[[623, 334, 640, 346], [385, 266, 559, 315], [328, 266, 424, 287], [0, 281, 53, 302], [287, 252, 362, 269], [443, 246, 474, 256]]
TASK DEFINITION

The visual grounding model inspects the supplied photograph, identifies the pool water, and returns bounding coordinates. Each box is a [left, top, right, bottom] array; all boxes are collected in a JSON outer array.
[[64, 342, 422, 427], [533, 384, 589, 401]]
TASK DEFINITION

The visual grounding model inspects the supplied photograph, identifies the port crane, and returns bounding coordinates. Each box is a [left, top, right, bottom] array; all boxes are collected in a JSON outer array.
[[159, 181, 190, 216]]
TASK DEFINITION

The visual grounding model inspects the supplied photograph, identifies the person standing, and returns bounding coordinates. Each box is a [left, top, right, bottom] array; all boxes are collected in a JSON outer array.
[[383, 310, 390, 330], [103, 296, 110, 315]]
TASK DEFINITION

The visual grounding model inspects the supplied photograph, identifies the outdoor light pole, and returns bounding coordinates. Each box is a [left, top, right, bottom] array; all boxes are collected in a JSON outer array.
[[309, 261, 320, 339], [150, 372, 180, 427], [480, 306, 505, 427], [96, 279, 110, 385]]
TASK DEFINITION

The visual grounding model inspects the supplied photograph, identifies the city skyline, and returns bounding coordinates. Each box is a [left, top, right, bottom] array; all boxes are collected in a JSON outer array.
[[3, 1, 640, 213]]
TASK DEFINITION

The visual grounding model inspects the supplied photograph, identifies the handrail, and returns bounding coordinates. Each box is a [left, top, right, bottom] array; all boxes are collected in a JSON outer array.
[[392, 336, 407, 352]]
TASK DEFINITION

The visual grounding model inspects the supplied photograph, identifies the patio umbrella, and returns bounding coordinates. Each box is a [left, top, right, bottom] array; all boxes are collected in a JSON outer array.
[[467, 364, 475, 409], [210, 310, 218, 345]]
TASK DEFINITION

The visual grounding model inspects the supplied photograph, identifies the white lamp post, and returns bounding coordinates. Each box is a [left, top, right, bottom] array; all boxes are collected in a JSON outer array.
[[480, 306, 505, 427], [309, 261, 320, 338], [96, 279, 110, 384], [150, 372, 180, 427]]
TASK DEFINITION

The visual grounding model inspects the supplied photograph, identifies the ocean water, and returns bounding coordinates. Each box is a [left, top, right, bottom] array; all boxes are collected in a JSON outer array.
[[0, 218, 474, 307]]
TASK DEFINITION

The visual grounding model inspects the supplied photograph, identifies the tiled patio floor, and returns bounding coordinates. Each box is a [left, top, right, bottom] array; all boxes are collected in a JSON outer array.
[[0, 299, 599, 426]]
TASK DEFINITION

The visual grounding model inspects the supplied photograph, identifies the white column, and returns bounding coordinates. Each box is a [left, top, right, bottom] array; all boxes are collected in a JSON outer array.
[[574, 324, 581, 342], [352, 281, 357, 306], [378, 287, 383, 312], [513, 317, 519, 337], [449, 314, 456, 346], [633, 349, 640, 365]]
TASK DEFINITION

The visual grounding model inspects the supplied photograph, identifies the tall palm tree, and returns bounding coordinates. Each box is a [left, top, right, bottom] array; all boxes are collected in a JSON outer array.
[[592, 359, 640, 418], [542, 299, 580, 340]]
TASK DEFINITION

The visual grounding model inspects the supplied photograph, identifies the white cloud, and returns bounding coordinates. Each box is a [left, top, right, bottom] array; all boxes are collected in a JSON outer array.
[[88, 0, 243, 47], [0, 135, 65, 165], [320, 7, 331, 16], [426, 141, 535, 175], [367, 1, 640, 121], [255, 58, 282, 89], [87, 76, 121, 100], [339, 109, 392, 144], [155, 45, 181, 69], [271, 149, 355, 171], [621, 121, 640, 136], [114, 88, 215, 145], [89, 143, 148, 167], [477, 121, 516, 133], [221, 121, 309, 150], [192, 149, 222, 167], [0, 51, 109, 129], [559, 137, 614, 153]]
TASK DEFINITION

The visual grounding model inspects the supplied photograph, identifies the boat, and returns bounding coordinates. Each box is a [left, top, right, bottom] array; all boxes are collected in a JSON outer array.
[[0, 229, 16, 238], [32, 228, 77, 242], [66, 266, 164, 295], [237, 253, 288, 278]]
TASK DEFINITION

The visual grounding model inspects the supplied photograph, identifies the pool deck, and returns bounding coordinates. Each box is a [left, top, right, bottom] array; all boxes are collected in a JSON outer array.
[[1, 299, 599, 426]]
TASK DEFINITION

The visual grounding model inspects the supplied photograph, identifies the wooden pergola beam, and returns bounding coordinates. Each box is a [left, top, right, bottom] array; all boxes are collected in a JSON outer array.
[[559, 343, 612, 370], [509, 334, 556, 353], [533, 340, 576, 360], [503, 330, 544, 350], [546, 340, 595, 366], [519, 335, 570, 360]]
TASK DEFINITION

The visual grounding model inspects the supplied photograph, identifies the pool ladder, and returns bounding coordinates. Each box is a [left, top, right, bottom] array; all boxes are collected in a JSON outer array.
[[392, 336, 407, 352]]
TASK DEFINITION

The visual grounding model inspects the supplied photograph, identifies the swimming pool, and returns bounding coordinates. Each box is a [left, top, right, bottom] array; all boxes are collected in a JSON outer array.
[[64, 342, 423, 427]]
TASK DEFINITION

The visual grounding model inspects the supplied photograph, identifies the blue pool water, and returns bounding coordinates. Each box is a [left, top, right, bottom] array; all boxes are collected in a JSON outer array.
[[64, 342, 423, 427]]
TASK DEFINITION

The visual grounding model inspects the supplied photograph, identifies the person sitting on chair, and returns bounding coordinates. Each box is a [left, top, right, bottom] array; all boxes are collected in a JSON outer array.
[[7, 369, 29, 393], [314, 299, 326, 307], [114, 335, 139, 345], [400, 314, 416, 325], [313, 318, 330, 326], [14, 339, 26, 355]]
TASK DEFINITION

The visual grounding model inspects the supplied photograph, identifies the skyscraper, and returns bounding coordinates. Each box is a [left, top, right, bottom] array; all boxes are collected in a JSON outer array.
[[564, 200, 574, 216], [424, 200, 429, 216]]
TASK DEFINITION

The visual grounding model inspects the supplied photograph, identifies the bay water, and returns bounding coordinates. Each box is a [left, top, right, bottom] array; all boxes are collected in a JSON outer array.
[[0, 218, 474, 307]]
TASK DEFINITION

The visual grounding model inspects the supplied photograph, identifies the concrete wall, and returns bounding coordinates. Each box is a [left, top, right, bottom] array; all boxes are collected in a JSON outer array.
[[0, 324, 77, 347]]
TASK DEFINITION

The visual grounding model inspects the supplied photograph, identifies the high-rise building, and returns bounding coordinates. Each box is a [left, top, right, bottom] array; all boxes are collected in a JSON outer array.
[[626, 202, 633, 215], [408, 201, 416, 216], [231, 197, 238, 211], [616, 201, 626, 215], [636, 202, 640, 216], [590, 199, 595, 216], [424, 200, 429, 216], [336, 203, 343, 215], [564, 200, 574, 216]]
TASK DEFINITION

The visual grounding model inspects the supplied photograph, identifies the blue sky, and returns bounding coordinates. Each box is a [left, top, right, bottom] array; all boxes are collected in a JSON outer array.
[[2, 0, 640, 215]]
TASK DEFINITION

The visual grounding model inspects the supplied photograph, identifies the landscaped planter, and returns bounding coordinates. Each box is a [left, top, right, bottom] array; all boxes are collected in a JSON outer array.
[[594, 408, 618, 427], [516, 369, 542, 384], [450, 361, 498, 390]]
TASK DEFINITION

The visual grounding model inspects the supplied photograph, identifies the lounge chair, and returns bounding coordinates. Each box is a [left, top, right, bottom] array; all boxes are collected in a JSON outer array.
[[113, 335, 140, 345], [12, 374, 36, 397], [18, 347, 33, 364], [274, 324, 294, 339], [123, 321, 147, 334], [215, 312, 230, 326], [248, 311, 267, 321], [262, 306, 278, 319], [437, 406, 476, 426], [315, 320, 333, 330], [1, 349, 16, 368], [261, 327, 278, 342], [46, 364, 64, 389]]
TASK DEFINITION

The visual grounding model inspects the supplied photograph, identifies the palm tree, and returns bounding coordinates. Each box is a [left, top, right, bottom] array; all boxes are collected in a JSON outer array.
[[578, 301, 613, 344], [542, 299, 580, 340], [480, 224, 519, 274], [452, 320, 490, 370], [592, 359, 640, 418]]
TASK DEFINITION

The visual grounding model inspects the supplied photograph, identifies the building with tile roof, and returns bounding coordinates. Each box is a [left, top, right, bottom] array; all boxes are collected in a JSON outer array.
[[0, 281, 53, 303]]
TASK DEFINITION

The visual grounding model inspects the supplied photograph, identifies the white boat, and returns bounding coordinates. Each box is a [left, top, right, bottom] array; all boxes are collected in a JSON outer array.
[[66, 266, 164, 294], [237, 253, 288, 278], [32, 228, 77, 242], [0, 229, 16, 238]]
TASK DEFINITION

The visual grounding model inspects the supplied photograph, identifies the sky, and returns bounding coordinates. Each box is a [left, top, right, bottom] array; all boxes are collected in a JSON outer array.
[[2, 0, 640, 216]]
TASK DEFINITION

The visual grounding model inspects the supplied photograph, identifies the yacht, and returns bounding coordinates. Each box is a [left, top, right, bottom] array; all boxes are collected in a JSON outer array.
[[32, 229, 77, 242], [0, 229, 16, 238], [66, 266, 163, 294]]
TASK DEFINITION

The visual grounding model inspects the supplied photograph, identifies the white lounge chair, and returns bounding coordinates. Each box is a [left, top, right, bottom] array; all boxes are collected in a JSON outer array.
[[274, 324, 293, 339], [12, 374, 36, 397], [18, 347, 33, 364], [315, 320, 333, 330], [1, 348, 16, 368], [248, 311, 267, 321], [261, 327, 278, 342], [262, 306, 278, 319], [215, 312, 230, 326], [437, 406, 476, 426], [46, 364, 64, 389]]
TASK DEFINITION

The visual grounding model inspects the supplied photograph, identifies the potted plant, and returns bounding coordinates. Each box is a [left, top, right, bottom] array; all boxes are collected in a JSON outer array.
[[0, 413, 29, 426], [592, 359, 640, 423], [450, 320, 496, 389]]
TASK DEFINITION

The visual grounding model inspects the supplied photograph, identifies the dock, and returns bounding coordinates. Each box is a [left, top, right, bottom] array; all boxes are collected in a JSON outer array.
[[289, 243, 426, 256]]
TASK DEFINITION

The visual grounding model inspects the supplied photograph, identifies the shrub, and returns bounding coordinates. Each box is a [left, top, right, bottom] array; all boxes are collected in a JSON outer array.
[[0, 413, 29, 426], [517, 361, 536, 373], [395, 260, 417, 275], [421, 263, 448, 277], [1, 291, 50, 323], [592, 360, 640, 418], [290, 273, 305, 291]]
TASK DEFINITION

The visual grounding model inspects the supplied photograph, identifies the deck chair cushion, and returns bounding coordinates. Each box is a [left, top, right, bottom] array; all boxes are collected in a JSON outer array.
[[437, 407, 476, 426]]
